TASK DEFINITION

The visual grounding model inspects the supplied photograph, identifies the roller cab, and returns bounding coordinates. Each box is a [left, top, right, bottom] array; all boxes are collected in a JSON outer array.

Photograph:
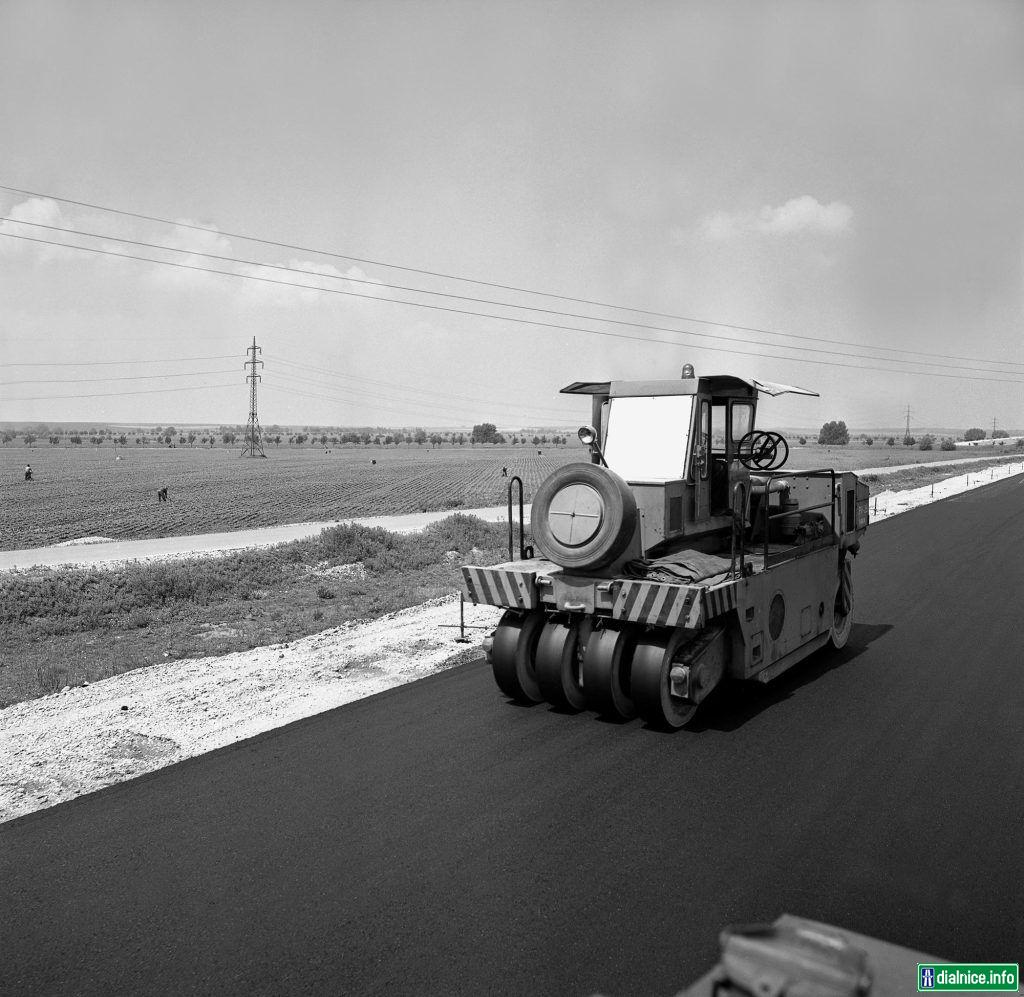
[[463, 367, 869, 729]]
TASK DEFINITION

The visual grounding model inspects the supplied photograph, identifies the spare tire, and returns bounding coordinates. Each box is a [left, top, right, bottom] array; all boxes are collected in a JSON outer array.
[[531, 462, 638, 570]]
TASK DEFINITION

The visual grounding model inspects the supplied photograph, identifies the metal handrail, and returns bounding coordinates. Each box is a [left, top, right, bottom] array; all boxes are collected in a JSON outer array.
[[729, 479, 750, 578], [506, 476, 534, 562]]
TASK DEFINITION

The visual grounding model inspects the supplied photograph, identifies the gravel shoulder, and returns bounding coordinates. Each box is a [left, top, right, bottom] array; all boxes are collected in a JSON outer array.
[[3, 459, 1023, 825], [1, 596, 502, 823]]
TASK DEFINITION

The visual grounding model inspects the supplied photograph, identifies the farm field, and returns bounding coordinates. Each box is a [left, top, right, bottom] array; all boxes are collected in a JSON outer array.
[[0, 444, 580, 551], [2, 440, 1020, 551]]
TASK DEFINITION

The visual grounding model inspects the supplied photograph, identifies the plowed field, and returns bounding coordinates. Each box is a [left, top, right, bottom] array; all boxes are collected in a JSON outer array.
[[0, 445, 578, 550]]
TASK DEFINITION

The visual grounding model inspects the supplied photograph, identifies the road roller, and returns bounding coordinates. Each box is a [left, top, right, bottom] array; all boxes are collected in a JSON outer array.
[[462, 366, 869, 729]]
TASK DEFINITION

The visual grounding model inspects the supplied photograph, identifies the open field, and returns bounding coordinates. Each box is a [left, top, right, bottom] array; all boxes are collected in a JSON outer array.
[[3, 440, 1021, 551], [0, 444, 578, 551]]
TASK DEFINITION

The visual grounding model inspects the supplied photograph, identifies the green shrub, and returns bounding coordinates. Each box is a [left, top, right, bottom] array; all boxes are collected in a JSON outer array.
[[940, 438, 956, 451]]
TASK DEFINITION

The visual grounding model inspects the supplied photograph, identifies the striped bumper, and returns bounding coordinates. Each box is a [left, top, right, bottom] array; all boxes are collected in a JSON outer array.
[[612, 581, 703, 629], [462, 565, 539, 610], [463, 564, 740, 629]]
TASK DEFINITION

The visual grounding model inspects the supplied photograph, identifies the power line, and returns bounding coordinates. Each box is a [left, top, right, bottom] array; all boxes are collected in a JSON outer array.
[[2, 182, 1020, 369], [5, 215, 1021, 373], [4, 229, 1024, 386], [0, 383, 237, 402], [0, 369, 236, 386], [269, 371, 574, 424], [269, 357, 580, 418], [1, 354, 238, 367]]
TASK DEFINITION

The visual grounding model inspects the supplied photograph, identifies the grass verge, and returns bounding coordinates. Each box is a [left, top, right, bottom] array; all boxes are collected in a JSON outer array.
[[860, 453, 1024, 493], [0, 514, 511, 709]]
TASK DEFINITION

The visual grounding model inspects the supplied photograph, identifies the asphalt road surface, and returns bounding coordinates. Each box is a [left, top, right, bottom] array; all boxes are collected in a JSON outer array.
[[2, 477, 1022, 996]]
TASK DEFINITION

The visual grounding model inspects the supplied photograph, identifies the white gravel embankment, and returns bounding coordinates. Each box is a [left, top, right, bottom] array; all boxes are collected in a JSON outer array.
[[0, 597, 502, 823], [1, 458, 1022, 825]]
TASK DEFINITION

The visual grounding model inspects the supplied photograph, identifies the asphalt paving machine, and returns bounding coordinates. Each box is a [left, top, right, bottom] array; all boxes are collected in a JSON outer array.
[[462, 366, 869, 729]]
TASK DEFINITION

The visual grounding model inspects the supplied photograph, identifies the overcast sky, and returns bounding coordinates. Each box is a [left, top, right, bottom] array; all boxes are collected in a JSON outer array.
[[1, 0, 1022, 432]]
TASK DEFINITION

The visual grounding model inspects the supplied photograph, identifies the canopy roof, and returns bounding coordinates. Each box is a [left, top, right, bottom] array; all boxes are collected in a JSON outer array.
[[561, 376, 818, 398]]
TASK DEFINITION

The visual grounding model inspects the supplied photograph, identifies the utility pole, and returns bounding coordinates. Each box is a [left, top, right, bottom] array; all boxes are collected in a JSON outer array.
[[240, 337, 267, 458]]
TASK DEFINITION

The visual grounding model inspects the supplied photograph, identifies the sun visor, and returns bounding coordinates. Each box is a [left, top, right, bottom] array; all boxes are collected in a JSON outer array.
[[752, 379, 819, 398]]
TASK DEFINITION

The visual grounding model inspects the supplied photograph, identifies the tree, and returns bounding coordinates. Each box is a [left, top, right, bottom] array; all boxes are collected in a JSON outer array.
[[903, 435, 916, 446], [118, 434, 128, 446], [70, 435, 82, 445], [187, 433, 197, 446], [817, 420, 849, 445], [992, 429, 1009, 439], [1, 432, 13, 446], [918, 434, 935, 451], [864, 437, 873, 446], [963, 428, 986, 442], [532, 435, 541, 446], [23, 433, 37, 446], [886, 437, 895, 447], [471, 422, 499, 445], [414, 429, 427, 446], [940, 437, 957, 451]]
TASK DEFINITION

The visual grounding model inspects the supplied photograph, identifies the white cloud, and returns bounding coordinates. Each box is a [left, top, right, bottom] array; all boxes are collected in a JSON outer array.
[[0, 197, 74, 261], [698, 195, 853, 241], [236, 258, 386, 309]]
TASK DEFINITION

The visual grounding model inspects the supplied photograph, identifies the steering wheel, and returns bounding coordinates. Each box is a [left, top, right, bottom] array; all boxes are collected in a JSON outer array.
[[736, 430, 789, 470]]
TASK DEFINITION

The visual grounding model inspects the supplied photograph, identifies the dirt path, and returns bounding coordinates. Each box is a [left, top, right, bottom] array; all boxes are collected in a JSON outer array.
[[0, 504, 518, 571]]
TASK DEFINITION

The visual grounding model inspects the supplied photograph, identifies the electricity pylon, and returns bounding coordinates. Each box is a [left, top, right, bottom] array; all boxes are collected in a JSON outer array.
[[240, 337, 267, 458]]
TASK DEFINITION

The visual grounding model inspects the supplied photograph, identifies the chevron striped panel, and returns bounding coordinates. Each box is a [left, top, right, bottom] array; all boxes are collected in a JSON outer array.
[[703, 582, 738, 620], [461, 566, 538, 610], [612, 581, 703, 630]]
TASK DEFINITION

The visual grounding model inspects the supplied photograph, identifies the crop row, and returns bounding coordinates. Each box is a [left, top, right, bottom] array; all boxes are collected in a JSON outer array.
[[0, 446, 581, 550]]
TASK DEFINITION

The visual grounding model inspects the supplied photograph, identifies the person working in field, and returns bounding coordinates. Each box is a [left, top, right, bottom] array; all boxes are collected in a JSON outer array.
[[24, 465, 32, 481]]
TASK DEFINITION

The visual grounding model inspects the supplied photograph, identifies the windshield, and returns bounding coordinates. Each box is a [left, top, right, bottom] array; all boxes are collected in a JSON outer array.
[[602, 395, 694, 481]]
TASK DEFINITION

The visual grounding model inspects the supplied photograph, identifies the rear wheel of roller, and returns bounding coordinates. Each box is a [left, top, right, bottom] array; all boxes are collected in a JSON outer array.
[[535, 620, 585, 711], [631, 632, 698, 730], [488, 610, 545, 703], [582, 626, 636, 719]]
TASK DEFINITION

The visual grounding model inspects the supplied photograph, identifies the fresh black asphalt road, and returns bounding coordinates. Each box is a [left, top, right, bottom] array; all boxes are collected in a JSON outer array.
[[2, 477, 1023, 996]]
